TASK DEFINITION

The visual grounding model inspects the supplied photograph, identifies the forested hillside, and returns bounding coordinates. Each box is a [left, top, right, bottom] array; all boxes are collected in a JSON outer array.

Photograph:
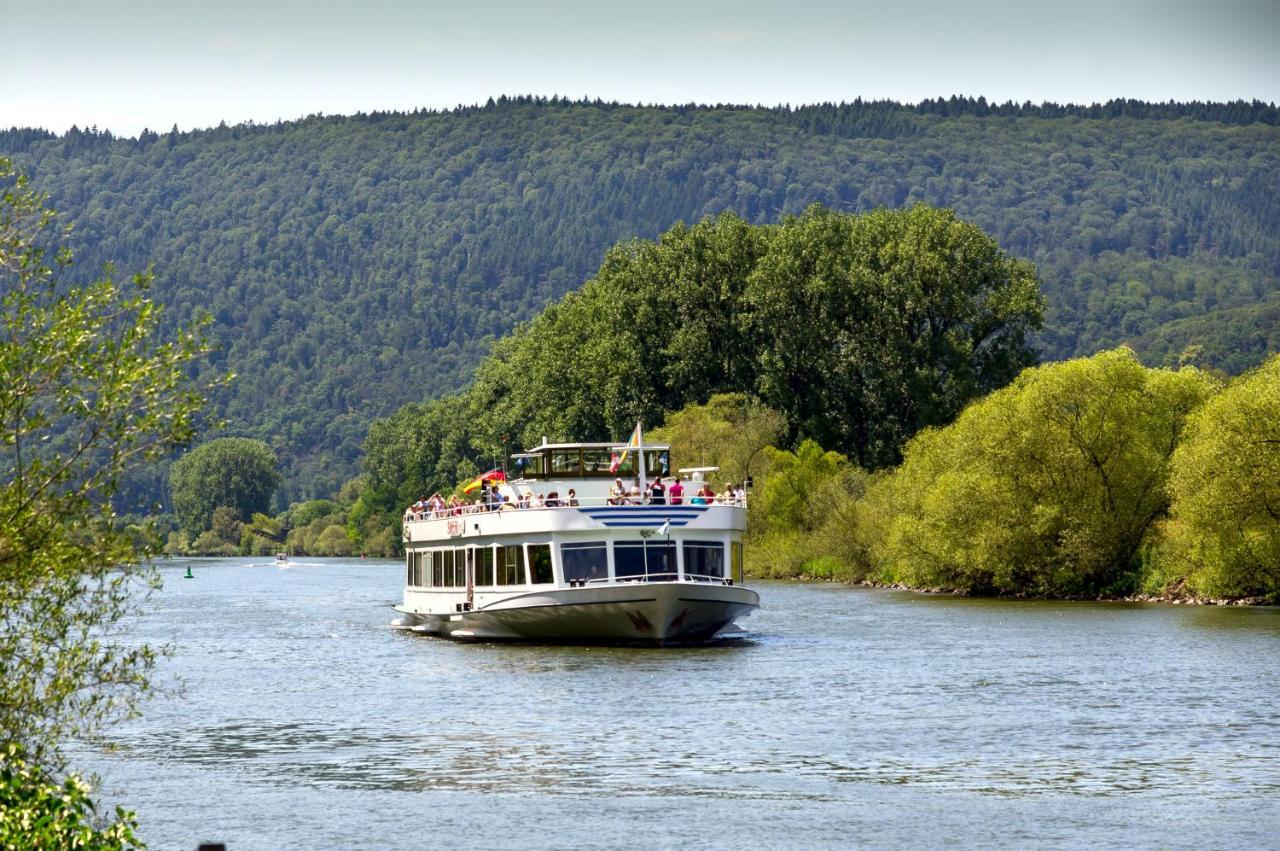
[[3, 97, 1277, 502]]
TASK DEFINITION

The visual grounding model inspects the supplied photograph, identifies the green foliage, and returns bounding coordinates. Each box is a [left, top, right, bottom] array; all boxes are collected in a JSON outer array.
[[365, 206, 1041, 507], [1161, 356, 1280, 600], [169, 437, 280, 535], [647, 393, 785, 483], [3, 100, 1276, 498], [0, 159, 214, 770], [744, 205, 1043, 466], [0, 744, 144, 851], [745, 440, 869, 579], [858, 349, 1216, 597]]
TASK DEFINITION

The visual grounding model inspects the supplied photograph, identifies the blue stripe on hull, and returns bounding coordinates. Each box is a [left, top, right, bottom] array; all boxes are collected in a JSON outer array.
[[595, 520, 692, 527]]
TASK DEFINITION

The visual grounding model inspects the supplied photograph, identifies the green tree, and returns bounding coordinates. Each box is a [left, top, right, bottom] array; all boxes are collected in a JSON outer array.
[[859, 349, 1215, 596], [647, 392, 785, 484], [0, 744, 143, 850], [0, 159, 214, 770], [1161, 355, 1280, 599], [169, 437, 280, 535], [744, 204, 1044, 468]]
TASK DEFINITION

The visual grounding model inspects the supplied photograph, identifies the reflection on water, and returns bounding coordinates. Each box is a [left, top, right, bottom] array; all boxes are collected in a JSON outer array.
[[76, 558, 1280, 850]]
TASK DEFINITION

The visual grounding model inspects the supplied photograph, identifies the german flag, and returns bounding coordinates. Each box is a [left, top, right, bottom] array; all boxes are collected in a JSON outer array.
[[462, 468, 505, 494]]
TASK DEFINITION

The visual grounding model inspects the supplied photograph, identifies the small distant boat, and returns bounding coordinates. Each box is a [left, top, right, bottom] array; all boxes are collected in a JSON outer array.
[[275, 553, 289, 564]]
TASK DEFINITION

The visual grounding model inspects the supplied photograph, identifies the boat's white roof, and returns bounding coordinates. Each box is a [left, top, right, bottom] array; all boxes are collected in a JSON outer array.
[[524, 441, 670, 452]]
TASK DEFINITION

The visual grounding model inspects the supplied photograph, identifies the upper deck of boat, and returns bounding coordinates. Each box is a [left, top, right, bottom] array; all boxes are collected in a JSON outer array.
[[402, 439, 747, 544]]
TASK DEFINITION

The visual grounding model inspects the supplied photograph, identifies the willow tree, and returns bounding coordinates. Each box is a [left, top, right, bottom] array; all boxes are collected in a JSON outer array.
[[0, 159, 217, 770], [858, 349, 1215, 596], [1162, 355, 1280, 600]]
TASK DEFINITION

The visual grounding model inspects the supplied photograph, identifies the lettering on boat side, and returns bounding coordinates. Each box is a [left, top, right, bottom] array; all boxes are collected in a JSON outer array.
[[447, 519, 464, 537]]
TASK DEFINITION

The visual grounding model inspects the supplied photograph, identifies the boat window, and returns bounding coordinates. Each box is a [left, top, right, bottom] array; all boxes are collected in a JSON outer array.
[[513, 453, 545, 480], [406, 553, 414, 587], [476, 546, 494, 587], [413, 551, 425, 587], [644, 540, 676, 581], [731, 541, 744, 584], [528, 544, 553, 584], [497, 544, 526, 585], [613, 541, 673, 580], [454, 549, 466, 587], [549, 450, 581, 477], [432, 550, 444, 587], [581, 448, 613, 476], [561, 542, 608, 583], [684, 541, 724, 580], [613, 542, 645, 579], [646, 450, 670, 477]]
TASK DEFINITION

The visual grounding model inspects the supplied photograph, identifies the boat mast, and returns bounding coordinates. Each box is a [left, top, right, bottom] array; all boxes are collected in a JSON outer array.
[[636, 420, 646, 485]]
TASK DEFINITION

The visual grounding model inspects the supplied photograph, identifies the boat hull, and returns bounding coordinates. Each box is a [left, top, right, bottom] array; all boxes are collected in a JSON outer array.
[[396, 581, 758, 645]]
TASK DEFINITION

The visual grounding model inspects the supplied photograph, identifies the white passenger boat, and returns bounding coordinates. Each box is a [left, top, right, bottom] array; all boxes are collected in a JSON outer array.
[[393, 429, 759, 644]]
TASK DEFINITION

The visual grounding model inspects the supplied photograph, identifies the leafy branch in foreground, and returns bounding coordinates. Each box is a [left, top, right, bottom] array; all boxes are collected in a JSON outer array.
[[0, 157, 224, 771]]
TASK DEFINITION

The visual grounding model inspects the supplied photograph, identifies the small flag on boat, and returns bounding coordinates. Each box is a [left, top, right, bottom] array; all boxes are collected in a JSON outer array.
[[610, 422, 643, 473], [658, 520, 670, 536], [462, 468, 505, 493]]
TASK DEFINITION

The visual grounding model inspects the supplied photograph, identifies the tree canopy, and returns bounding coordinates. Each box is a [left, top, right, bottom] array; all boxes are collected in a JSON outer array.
[[1161, 355, 1280, 599], [361, 205, 1043, 522], [854, 349, 1216, 597], [3, 98, 1275, 499], [169, 437, 280, 535], [0, 158, 214, 772]]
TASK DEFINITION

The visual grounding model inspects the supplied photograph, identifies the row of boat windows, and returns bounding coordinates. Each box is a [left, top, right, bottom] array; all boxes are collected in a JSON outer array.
[[515, 449, 668, 480], [405, 540, 742, 588], [406, 544, 552, 589]]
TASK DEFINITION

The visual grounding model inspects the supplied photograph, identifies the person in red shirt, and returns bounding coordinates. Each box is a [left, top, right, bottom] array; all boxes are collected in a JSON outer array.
[[667, 476, 684, 505]]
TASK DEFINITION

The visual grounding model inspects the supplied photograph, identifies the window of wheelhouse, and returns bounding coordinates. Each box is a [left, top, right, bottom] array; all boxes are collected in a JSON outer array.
[[549, 450, 581, 477], [513, 453, 545, 480], [561, 542, 608, 584], [646, 450, 670, 477], [683, 541, 724, 580], [497, 544, 526, 585], [476, 546, 494, 587], [528, 544, 553, 584], [581, 448, 613, 475]]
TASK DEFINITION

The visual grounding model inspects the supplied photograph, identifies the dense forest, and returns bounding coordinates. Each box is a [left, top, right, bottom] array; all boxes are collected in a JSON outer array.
[[3, 97, 1277, 502]]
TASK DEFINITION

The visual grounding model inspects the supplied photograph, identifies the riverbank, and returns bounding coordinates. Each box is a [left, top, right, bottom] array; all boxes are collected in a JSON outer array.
[[754, 573, 1278, 607]]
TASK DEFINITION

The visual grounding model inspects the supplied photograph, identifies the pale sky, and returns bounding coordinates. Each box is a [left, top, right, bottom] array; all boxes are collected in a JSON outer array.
[[4, 0, 1278, 137]]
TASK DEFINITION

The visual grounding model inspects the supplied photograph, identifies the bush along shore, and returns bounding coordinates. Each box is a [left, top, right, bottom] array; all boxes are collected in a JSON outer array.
[[732, 351, 1280, 605]]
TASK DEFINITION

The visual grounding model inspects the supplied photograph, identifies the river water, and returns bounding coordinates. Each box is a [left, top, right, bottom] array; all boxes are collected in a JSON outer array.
[[76, 557, 1280, 849]]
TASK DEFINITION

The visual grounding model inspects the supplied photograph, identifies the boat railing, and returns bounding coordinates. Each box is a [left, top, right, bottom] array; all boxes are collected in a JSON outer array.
[[404, 492, 746, 523], [580, 572, 733, 587]]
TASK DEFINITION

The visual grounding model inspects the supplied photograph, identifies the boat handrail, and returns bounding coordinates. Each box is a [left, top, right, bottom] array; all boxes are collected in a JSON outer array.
[[403, 492, 746, 523], [582, 573, 732, 586]]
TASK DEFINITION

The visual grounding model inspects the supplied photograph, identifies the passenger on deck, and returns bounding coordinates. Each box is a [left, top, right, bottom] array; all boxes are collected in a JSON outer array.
[[648, 477, 666, 505], [608, 478, 625, 505], [545, 491, 560, 508], [567, 488, 579, 506], [668, 477, 685, 505], [627, 481, 643, 504], [691, 484, 715, 505]]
